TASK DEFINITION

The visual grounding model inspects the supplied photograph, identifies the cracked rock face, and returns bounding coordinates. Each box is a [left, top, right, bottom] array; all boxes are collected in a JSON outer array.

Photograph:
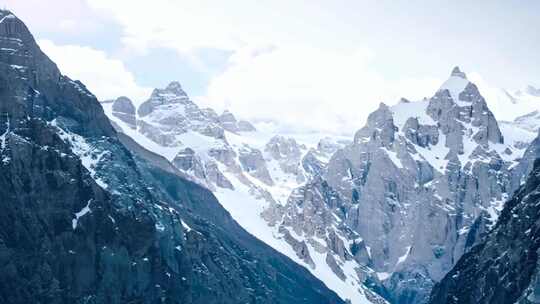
[[172, 148, 206, 180], [429, 156, 540, 304], [510, 130, 540, 192], [111, 96, 136, 129], [238, 145, 274, 186]]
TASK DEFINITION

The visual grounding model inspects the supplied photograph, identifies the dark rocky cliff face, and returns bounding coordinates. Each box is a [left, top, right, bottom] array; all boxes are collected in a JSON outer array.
[[428, 156, 540, 304], [0, 10, 343, 304]]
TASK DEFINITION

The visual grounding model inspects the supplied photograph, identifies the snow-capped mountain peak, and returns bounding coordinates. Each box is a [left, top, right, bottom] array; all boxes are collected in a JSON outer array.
[[138, 83, 190, 118], [438, 66, 471, 104], [273, 66, 537, 303], [164, 80, 185, 93]]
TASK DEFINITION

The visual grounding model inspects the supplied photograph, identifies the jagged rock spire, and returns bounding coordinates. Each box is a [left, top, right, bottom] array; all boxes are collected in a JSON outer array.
[[451, 66, 467, 79], [138, 81, 190, 117], [164, 81, 187, 96]]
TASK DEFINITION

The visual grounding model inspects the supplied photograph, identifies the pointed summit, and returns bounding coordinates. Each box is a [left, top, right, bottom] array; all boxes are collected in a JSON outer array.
[[148, 81, 188, 99], [377, 102, 390, 110], [438, 66, 470, 101], [166, 81, 183, 91], [139, 81, 190, 117], [164, 81, 187, 96], [450, 66, 467, 79]]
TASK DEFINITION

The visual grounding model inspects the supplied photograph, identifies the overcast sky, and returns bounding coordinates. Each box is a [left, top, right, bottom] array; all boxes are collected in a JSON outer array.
[[5, 0, 540, 134]]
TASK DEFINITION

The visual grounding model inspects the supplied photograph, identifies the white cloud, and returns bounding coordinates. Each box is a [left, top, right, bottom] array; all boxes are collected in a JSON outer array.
[[38, 39, 151, 103], [85, 0, 345, 54], [83, 0, 444, 133], [197, 45, 441, 134], [20, 1, 459, 134], [5, 0, 108, 35]]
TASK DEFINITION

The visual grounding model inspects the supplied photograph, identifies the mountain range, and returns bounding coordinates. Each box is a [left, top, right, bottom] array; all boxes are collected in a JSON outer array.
[[101, 61, 540, 304], [1, 9, 540, 304]]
